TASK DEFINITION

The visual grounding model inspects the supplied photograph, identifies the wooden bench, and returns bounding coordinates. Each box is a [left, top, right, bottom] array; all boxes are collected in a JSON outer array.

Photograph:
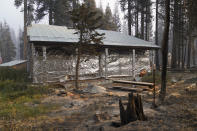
[[113, 80, 154, 88]]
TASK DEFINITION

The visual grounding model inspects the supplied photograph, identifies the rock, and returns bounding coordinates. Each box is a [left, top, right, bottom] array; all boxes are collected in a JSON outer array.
[[59, 75, 70, 82], [83, 84, 107, 94], [185, 83, 196, 92], [134, 76, 142, 82], [66, 92, 74, 97], [57, 89, 67, 96], [171, 77, 178, 83], [94, 111, 111, 122]]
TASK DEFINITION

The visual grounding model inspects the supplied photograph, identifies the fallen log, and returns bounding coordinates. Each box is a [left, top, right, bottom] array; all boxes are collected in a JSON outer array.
[[112, 86, 151, 92], [113, 80, 154, 88]]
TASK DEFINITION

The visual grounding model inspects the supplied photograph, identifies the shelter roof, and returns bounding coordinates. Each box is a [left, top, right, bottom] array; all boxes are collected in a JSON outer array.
[[27, 24, 160, 49], [0, 60, 27, 67]]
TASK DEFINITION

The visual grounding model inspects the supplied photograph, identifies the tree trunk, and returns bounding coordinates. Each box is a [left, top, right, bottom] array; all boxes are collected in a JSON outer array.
[[141, 10, 144, 39], [155, 0, 160, 70], [192, 38, 196, 66], [119, 93, 146, 124], [75, 29, 83, 89], [171, 0, 178, 69], [119, 93, 146, 125], [135, 0, 139, 37], [145, 0, 149, 41], [128, 0, 132, 36], [49, 0, 53, 25], [75, 47, 81, 89], [187, 28, 192, 68], [159, 0, 170, 101], [24, 0, 27, 60]]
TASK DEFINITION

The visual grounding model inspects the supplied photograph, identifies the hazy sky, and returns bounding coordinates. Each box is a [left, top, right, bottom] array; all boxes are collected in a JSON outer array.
[[0, 0, 120, 36]]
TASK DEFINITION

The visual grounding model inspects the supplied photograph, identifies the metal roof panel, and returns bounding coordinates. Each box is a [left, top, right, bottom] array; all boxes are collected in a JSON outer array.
[[27, 24, 159, 49]]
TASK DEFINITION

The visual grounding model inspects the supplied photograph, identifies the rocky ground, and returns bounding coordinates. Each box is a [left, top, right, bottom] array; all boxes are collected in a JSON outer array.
[[1, 72, 197, 131]]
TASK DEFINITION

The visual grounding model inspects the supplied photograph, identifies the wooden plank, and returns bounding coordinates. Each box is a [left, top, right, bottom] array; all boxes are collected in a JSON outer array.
[[112, 86, 143, 92], [113, 80, 154, 87]]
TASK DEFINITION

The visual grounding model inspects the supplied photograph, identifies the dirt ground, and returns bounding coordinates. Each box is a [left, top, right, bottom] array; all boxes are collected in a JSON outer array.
[[1, 72, 197, 131]]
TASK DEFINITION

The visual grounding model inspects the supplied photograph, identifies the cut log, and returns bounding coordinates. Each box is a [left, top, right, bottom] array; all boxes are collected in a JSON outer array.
[[119, 93, 147, 125], [113, 80, 154, 88], [113, 86, 143, 92]]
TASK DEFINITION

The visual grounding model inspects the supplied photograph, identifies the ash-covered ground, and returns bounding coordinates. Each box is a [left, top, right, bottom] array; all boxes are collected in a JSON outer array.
[[1, 72, 197, 131]]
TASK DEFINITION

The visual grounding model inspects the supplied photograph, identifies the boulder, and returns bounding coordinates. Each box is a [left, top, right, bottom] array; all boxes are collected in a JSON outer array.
[[83, 84, 107, 94]]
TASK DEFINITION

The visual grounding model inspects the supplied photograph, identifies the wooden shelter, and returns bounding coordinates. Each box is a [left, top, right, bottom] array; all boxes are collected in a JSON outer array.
[[27, 24, 159, 83]]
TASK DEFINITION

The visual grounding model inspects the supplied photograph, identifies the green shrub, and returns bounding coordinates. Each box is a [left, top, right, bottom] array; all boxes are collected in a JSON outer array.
[[141, 71, 171, 84], [141, 71, 161, 84], [0, 81, 56, 120], [0, 67, 29, 82], [0, 80, 50, 100]]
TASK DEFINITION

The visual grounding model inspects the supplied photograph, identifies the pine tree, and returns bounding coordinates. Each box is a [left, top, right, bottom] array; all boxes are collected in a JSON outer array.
[[14, 0, 35, 25], [120, 0, 133, 35], [186, 0, 197, 68], [71, 4, 105, 88], [101, 4, 118, 31], [53, 0, 73, 26], [0, 22, 16, 63], [103, 5, 114, 30], [84, 0, 96, 8], [18, 29, 24, 60], [35, 0, 76, 26], [113, 2, 121, 32]]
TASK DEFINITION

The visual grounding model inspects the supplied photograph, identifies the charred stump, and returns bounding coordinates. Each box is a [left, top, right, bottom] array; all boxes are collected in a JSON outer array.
[[119, 93, 147, 125]]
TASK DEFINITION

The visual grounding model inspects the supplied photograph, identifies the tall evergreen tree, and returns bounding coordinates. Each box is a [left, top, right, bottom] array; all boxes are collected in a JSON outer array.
[[84, 0, 96, 8], [71, 4, 105, 88], [35, 0, 76, 26], [0, 22, 16, 62], [113, 2, 121, 32], [18, 29, 24, 60], [120, 0, 133, 35], [186, 0, 197, 68]]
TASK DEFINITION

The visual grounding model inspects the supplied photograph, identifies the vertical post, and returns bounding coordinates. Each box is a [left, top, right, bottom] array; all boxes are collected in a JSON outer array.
[[152, 50, 154, 73], [130, 52, 132, 76], [119, 53, 122, 75], [31, 44, 35, 82], [132, 49, 136, 78], [43, 46, 47, 61], [98, 53, 102, 77], [152, 64, 156, 107], [152, 50, 157, 107], [105, 48, 108, 79], [42, 46, 47, 83]]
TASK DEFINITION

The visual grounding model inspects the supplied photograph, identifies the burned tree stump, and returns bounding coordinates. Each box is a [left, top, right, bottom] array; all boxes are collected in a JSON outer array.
[[119, 93, 147, 125]]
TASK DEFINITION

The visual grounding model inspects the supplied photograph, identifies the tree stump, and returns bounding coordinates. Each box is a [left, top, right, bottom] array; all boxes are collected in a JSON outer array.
[[119, 93, 147, 125]]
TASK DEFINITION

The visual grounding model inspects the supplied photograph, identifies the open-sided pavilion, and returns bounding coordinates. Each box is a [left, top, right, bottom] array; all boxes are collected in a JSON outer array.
[[27, 24, 159, 83]]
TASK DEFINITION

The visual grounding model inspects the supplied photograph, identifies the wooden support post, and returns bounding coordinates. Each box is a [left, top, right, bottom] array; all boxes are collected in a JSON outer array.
[[43, 46, 47, 61], [132, 49, 136, 78], [31, 44, 35, 82], [152, 50, 157, 108], [151, 50, 154, 73], [152, 64, 156, 107], [42, 46, 47, 83], [130, 52, 132, 76], [105, 48, 108, 79], [119, 53, 122, 75], [98, 53, 102, 77]]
